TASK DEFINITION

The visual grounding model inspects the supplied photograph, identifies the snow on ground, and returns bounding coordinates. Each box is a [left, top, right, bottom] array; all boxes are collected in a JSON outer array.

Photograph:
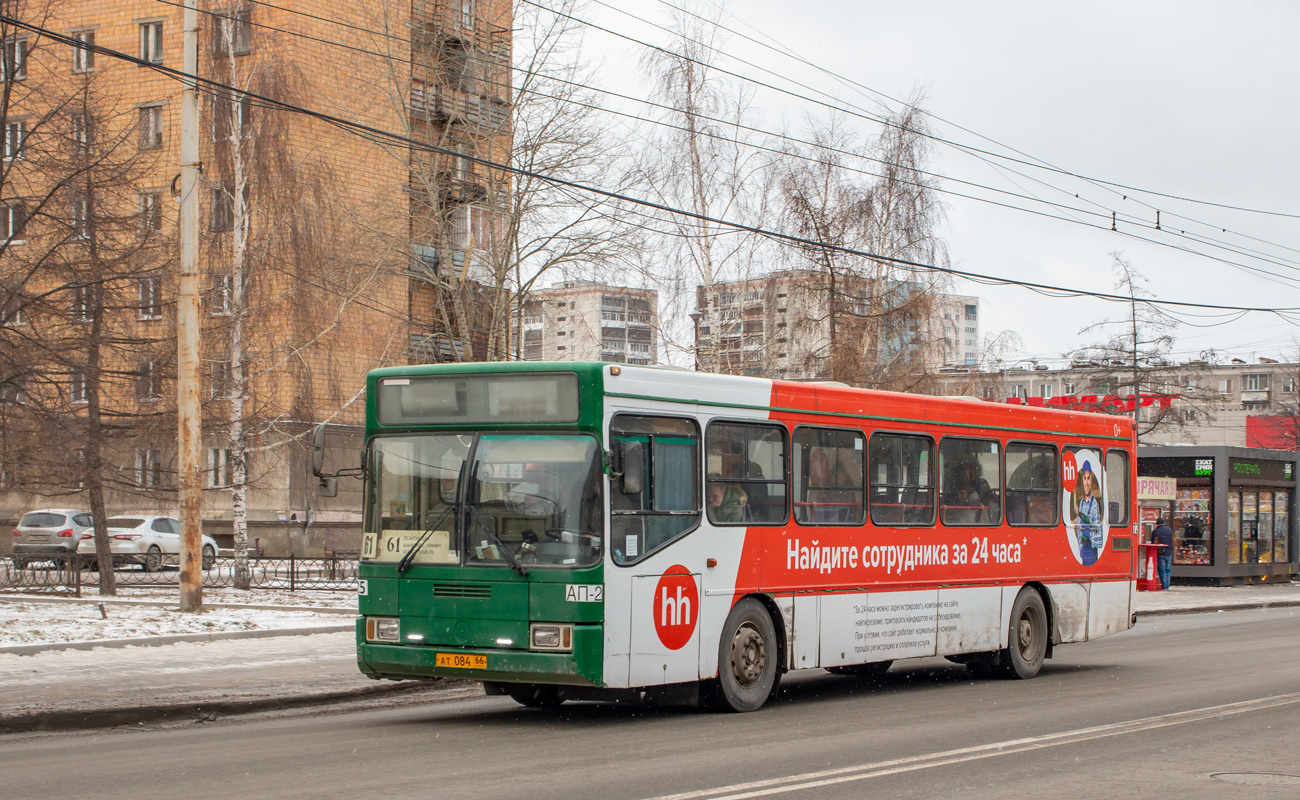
[[96, 586, 360, 608], [0, 599, 351, 647]]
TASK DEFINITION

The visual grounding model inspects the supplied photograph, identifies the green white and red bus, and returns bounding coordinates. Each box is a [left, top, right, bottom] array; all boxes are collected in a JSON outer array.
[[339, 362, 1138, 712]]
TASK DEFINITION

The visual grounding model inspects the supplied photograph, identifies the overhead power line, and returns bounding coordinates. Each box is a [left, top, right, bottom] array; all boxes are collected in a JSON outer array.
[[6, 14, 1300, 319], [151, 0, 1300, 284]]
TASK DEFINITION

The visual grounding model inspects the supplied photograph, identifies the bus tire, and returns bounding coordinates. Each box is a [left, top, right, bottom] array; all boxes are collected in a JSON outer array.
[[711, 598, 780, 713], [827, 660, 892, 678], [505, 684, 564, 708], [998, 588, 1047, 679]]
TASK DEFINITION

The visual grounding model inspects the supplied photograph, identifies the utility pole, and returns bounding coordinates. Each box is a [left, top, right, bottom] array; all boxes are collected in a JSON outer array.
[[177, 0, 204, 611]]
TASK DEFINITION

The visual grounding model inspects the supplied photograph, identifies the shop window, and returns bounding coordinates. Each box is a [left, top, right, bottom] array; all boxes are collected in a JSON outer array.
[[706, 421, 787, 525], [1006, 443, 1057, 526], [1174, 487, 1211, 566], [869, 433, 934, 526], [609, 415, 699, 564], [938, 438, 1001, 526], [792, 427, 864, 525]]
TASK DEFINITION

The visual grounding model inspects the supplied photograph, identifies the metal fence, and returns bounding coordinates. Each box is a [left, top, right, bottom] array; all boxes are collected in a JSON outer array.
[[0, 554, 361, 596]]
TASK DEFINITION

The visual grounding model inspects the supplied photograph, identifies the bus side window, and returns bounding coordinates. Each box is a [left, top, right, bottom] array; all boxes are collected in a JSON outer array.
[[707, 421, 789, 525], [610, 415, 700, 564], [938, 437, 1001, 526], [1106, 449, 1130, 526], [793, 426, 864, 525], [869, 433, 935, 526], [1006, 443, 1058, 527]]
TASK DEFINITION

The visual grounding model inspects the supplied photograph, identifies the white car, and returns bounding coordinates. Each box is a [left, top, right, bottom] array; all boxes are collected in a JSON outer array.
[[81, 516, 218, 572]]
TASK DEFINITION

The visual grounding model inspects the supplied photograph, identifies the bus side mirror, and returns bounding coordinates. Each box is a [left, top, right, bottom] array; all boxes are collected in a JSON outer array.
[[620, 441, 644, 495], [310, 424, 327, 477]]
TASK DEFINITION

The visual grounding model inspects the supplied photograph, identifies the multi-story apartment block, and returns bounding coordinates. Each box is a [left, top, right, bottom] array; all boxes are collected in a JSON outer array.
[[516, 281, 659, 365], [0, 0, 512, 554], [929, 357, 1300, 447], [693, 270, 979, 379]]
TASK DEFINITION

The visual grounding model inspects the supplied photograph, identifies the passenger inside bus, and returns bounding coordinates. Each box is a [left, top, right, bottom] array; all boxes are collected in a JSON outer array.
[[707, 479, 748, 522]]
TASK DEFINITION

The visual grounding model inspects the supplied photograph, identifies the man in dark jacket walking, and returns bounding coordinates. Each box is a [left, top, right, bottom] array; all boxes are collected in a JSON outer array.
[[1152, 518, 1175, 590]]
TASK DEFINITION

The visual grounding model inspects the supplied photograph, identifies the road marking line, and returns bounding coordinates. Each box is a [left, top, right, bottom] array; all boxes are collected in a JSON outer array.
[[645, 691, 1300, 800]]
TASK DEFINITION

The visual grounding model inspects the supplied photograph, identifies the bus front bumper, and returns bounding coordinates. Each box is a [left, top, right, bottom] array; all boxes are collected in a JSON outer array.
[[356, 622, 603, 687]]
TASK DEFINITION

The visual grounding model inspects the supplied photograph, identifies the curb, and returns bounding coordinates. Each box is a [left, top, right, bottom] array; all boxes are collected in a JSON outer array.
[[0, 595, 357, 615], [0, 624, 355, 656], [1137, 598, 1300, 617], [0, 680, 472, 735]]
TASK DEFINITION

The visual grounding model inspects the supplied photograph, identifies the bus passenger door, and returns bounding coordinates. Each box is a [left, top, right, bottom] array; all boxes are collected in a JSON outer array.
[[629, 569, 702, 686]]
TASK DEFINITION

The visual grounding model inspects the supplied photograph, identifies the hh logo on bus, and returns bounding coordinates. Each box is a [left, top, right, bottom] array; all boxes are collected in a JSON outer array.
[[654, 565, 699, 650]]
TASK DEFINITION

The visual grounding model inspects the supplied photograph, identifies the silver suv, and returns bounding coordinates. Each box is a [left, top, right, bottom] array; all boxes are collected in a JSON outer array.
[[11, 509, 95, 568]]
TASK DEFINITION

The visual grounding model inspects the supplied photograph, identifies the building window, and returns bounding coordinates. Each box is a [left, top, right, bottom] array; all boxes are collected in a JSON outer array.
[[2, 290, 23, 327], [71, 285, 92, 321], [212, 8, 252, 57], [135, 448, 162, 488], [209, 360, 231, 399], [70, 371, 87, 404], [5, 121, 24, 160], [72, 30, 95, 72], [139, 105, 163, 149], [460, 0, 476, 29], [2, 201, 25, 243], [72, 195, 91, 239], [1010, 384, 1026, 399], [2, 38, 26, 81], [1242, 373, 1270, 392], [1063, 381, 1076, 395], [207, 448, 234, 487], [1283, 377, 1296, 393], [1243, 401, 1270, 412], [136, 361, 162, 401], [1038, 384, 1054, 399], [139, 191, 162, 235], [210, 185, 233, 231], [0, 380, 24, 405], [1218, 378, 1232, 394], [138, 275, 162, 319], [209, 273, 232, 315], [140, 22, 163, 63], [72, 113, 92, 155], [211, 93, 251, 141]]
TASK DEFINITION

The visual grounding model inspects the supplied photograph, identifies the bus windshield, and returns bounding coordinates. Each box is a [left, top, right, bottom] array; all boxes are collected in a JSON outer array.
[[364, 433, 603, 569]]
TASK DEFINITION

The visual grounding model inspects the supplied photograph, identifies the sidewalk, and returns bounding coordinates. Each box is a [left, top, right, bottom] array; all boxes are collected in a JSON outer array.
[[1, 581, 1296, 734]]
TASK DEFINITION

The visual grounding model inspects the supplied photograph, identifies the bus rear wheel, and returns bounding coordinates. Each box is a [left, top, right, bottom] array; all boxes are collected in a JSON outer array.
[[997, 588, 1047, 679], [709, 598, 780, 713]]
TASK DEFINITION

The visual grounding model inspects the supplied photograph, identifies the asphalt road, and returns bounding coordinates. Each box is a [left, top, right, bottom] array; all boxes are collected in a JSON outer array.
[[4, 607, 1299, 800]]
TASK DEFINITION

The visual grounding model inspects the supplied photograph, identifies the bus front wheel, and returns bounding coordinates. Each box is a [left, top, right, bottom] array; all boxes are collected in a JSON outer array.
[[504, 684, 564, 709], [709, 598, 780, 713]]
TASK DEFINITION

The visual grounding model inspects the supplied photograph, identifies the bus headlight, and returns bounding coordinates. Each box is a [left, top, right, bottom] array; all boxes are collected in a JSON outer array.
[[530, 624, 573, 651], [366, 617, 401, 642]]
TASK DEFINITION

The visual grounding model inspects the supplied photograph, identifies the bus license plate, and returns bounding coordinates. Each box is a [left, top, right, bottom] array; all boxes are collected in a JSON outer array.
[[436, 653, 487, 670]]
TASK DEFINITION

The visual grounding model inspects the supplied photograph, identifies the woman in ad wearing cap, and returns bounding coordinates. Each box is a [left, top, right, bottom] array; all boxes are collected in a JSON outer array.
[[1070, 460, 1104, 566]]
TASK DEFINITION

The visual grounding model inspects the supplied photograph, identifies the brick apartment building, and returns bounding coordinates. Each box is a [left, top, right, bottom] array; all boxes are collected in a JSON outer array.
[[515, 281, 659, 365], [0, 0, 511, 554]]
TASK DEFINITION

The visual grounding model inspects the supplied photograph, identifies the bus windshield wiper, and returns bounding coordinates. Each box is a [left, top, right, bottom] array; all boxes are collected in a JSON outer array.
[[396, 505, 455, 573], [482, 518, 528, 577]]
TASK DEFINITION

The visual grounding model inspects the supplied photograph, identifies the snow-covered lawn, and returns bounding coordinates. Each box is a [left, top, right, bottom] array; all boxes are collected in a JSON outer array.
[[0, 598, 353, 647]]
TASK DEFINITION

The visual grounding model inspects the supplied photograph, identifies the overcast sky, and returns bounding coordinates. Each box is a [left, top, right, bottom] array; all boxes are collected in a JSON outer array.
[[574, 0, 1300, 366]]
